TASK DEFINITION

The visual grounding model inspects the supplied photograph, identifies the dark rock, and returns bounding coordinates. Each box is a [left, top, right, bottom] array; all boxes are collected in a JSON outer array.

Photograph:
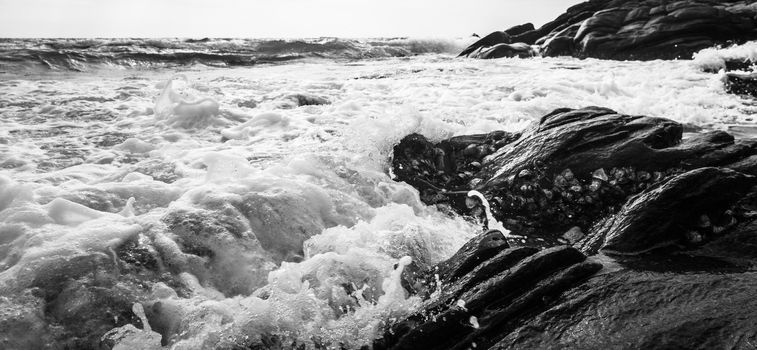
[[579, 167, 756, 254], [458, 31, 512, 58], [455, 261, 603, 350], [162, 206, 267, 296], [285, 93, 330, 107], [727, 154, 757, 175], [391, 130, 519, 213], [377, 245, 600, 350], [504, 23, 535, 36], [423, 246, 542, 310], [237, 99, 258, 109], [463, 0, 757, 60], [454, 246, 540, 294], [0, 293, 59, 350], [380, 226, 757, 350], [46, 281, 145, 349], [25, 252, 153, 350], [434, 229, 509, 286], [723, 58, 756, 73], [725, 71, 757, 98], [458, 246, 589, 312], [690, 219, 757, 264], [540, 36, 576, 57], [185, 37, 210, 43], [387, 105, 757, 349], [393, 106, 757, 241], [401, 230, 517, 298], [494, 269, 757, 349], [477, 43, 536, 59]]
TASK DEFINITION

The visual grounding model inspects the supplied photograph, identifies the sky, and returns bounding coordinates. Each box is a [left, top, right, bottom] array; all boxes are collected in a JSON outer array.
[[0, 0, 578, 38]]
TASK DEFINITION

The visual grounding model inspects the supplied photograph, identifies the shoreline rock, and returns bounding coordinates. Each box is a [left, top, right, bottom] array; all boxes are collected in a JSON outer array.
[[386, 106, 757, 349], [461, 0, 757, 60]]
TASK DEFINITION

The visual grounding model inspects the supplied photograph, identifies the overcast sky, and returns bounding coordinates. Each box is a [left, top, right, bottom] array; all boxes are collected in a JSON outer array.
[[0, 0, 577, 38]]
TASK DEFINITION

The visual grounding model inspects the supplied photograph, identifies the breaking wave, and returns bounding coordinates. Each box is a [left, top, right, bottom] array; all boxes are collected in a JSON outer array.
[[0, 37, 470, 72]]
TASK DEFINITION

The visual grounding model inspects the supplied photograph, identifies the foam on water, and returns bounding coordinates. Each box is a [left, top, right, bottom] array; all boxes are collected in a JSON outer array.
[[1, 44, 756, 348], [693, 41, 757, 72]]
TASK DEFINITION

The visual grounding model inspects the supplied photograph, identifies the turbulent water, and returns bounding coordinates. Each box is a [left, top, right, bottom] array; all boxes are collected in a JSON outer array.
[[0, 38, 756, 349], [0, 38, 468, 71]]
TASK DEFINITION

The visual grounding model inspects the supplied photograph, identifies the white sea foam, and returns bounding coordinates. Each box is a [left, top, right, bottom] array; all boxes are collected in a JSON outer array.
[[1, 49, 756, 348], [693, 41, 757, 72]]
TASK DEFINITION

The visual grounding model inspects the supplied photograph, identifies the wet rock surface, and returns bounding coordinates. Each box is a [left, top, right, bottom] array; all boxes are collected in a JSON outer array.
[[580, 167, 756, 254], [697, 55, 757, 98], [473, 43, 538, 59], [387, 106, 757, 349], [376, 245, 602, 350], [461, 0, 757, 60], [495, 269, 757, 350], [394, 106, 757, 241], [725, 71, 757, 98], [458, 32, 513, 58]]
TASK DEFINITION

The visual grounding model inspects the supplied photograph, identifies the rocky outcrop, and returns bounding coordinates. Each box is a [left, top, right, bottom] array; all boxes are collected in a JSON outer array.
[[504, 23, 536, 37], [393, 106, 757, 242], [392, 130, 519, 217], [579, 167, 756, 254], [380, 229, 757, 349], [457, 31, 538, 59], [457, 32, 512, 58], [494, 269, 757, 349], [386, 105, 757, 349], [460, 0, 757, 60], [376, 245, 602, 350], [474, 43, 538, 59]]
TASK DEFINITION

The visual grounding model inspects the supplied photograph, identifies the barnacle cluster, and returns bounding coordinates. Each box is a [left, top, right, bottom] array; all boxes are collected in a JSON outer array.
[[682, 192, 757, 246], [487, 166, 682, 235], [392, 131, 519, 206]]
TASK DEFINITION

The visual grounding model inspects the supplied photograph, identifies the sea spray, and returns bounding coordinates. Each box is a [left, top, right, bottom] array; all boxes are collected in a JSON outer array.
[[1, 43, 755, 349], [155, 76, 221, 128], [467, 190, 517, 238]]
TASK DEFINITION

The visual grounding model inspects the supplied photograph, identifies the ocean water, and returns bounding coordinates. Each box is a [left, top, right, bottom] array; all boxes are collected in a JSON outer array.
[[0, 38, 756, 349]]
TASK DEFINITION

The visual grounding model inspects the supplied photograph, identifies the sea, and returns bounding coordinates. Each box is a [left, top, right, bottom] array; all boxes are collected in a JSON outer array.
[[0, 37, 756, 349]]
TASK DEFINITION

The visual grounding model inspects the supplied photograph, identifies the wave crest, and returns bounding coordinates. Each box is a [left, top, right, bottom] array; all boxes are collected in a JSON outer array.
[[0, 37, 467, 72]]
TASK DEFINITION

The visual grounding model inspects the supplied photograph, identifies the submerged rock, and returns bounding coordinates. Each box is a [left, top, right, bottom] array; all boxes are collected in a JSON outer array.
[[16, 251, 155, 349], [725, 71, 757, 98], [284, 93, 330, 107], [462, 0, 757, 60]]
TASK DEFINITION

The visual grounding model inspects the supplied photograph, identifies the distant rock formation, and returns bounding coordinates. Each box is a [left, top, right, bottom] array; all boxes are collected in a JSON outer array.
[[504, 23, 535, 37], [461, 0, 757, 60], [458, 31, 512, 58]]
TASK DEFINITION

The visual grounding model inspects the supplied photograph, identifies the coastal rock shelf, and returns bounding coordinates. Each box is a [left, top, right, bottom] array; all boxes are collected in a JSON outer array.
[[393, 106, 757, 243], [460, 0, 757, 60], [387, 106, 757, 349]]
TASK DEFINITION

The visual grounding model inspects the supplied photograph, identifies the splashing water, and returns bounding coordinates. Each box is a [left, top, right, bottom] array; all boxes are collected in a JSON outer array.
[[467, 190, 515, 237], [1, 41, 756, 349]]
